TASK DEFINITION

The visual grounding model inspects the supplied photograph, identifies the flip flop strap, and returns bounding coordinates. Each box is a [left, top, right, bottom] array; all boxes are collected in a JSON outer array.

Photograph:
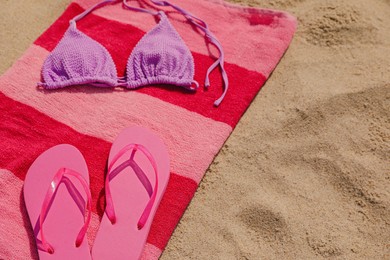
[[39, 168, 92, 254], [105, 143, 159, 229]]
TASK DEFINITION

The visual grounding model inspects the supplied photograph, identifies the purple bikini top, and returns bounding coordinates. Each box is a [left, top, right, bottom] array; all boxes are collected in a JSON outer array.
[[39, 0, 228, 106]]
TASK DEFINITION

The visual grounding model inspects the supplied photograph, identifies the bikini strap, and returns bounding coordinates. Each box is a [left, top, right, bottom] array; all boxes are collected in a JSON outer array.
[[70, 0, 160, 24], [149, 0, 229, 106], [122, 0, 159, 15], [70, 0, 118, 23]]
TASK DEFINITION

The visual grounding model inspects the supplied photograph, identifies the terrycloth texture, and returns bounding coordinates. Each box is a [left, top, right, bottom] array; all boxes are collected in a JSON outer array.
[[0, 0, 296, 259]]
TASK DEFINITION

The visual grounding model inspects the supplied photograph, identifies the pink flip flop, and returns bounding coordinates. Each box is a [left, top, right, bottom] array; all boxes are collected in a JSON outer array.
[[92, 126, 170, 260], [24, 144, 92, 260]]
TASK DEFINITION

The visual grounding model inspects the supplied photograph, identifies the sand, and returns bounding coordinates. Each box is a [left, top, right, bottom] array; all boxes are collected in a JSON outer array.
[[1, 0, 389, 259]]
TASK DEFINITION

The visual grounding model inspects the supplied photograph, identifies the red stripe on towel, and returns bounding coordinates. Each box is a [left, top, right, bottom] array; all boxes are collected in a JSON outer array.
[[34, 3, 267, 127], [0, 91, 109, 214], [147, 173, 198, 250], [138, 54, 266, 128]]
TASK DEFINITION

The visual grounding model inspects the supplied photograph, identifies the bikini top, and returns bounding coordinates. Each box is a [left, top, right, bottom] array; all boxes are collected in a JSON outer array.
[[39, 0, 228, 106]]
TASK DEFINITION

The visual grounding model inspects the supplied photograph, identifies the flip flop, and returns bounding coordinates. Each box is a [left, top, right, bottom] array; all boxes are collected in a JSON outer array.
[[24, 144, 92, 260], [92, 126, 170, 260]]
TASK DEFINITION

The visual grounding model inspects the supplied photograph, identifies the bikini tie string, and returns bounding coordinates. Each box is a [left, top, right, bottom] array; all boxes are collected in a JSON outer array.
[[149, 0, 229, 106], [71, 0, 117, 23], [122, 0, 159, 15]]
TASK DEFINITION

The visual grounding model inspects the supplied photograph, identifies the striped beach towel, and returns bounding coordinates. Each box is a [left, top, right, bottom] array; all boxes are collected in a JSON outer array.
[[0, 0, 296, 258]]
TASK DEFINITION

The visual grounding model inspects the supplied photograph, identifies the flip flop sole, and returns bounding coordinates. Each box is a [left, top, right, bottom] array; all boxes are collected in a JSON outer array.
[[24, 144, 91, 260], [92, 126, 170, 260]]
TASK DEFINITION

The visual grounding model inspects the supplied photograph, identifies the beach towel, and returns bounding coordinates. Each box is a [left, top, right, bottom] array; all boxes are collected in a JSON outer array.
[[0, 0, 296, 258]]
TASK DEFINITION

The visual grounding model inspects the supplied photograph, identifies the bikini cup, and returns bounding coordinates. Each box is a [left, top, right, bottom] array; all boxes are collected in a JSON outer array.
[[40, 1, 197, 90], [39, 0, 228, 106]]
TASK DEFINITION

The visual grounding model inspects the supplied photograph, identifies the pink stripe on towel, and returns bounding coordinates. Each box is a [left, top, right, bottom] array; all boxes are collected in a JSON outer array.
[[0, 169, 37, 260]]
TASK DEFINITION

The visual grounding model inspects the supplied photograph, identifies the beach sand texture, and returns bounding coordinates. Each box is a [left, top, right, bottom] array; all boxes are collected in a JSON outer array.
[[1, 0, 389, 259]]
